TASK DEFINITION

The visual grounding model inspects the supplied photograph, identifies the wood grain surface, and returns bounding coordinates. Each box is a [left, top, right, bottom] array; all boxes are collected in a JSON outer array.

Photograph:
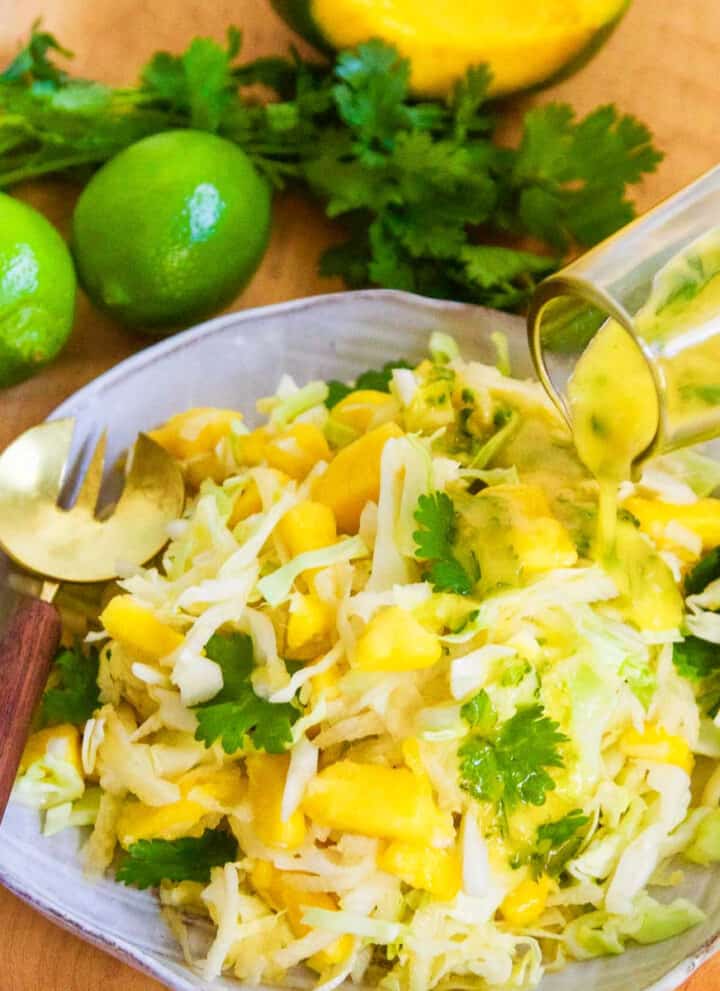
[[0, 0, 719, 987]]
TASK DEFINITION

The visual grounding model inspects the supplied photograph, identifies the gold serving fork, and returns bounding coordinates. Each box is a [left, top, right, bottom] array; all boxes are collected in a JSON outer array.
[[0, 419, 184, 817]]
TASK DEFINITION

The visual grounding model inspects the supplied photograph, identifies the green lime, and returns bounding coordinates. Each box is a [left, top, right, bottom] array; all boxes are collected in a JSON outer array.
[[71, 130, 272, 332], [0, 193, 76, 388]]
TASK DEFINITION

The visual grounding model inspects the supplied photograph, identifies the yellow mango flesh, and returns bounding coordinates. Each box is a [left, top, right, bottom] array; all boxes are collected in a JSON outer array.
[[313, 421, 404, 533], [311, 0, 626, 97], [331, 389, 398, 434], [251, 861, 353, 970], [625, 496, 720, 551], [115, 767, 245, 848], [277, 500, 337, 557], [286, 593, 335, 661], [19, 724, 82, 776], [488, 484, 578, 575], [500, 874, 553, 927], [116, 798, 216, 848], [620, 723, 694, 775], [303, 760, 452, 844], [228, 479, 263, 527], [149, 408, 242, 460], [100, 596, 184, 662], [353, 606, 441, 672], [238, 425, 330, 480], [378, 840, 461, 900], [246, 753, 306, 849]]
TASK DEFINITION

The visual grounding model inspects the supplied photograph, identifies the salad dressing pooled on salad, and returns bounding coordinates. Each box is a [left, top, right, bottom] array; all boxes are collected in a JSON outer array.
[[14, 329, 720, 991]]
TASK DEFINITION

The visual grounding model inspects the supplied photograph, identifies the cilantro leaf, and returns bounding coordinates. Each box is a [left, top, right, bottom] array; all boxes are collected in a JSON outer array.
[[685, 548, 720, 597], [194, 633, 298, 754], [41, 644, 100, 727], [460, 689, 496, 734], [325, 360, 412, 409], [414, 491, 456, 560], [0, 30, 661, 315], [0, 22, 71, 86], [117, 828, 237, 889], [325, 380, 353, 408], [513, 809, 590, 877], [459, 704, 568, 817], [510, 103, 662, 253], [427, 558, 475, 596], [673, 635, 720, 681], [460, 245, 557, 311], [413, 492, 477, 594], [142, 28, 242, 131]]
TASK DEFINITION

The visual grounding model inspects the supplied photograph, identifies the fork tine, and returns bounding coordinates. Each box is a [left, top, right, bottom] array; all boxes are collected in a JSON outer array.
[[73, 431, 107, 515]]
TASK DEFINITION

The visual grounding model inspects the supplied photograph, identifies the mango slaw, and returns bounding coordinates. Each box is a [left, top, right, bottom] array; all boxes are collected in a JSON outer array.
[[15, 332, 720, 990]]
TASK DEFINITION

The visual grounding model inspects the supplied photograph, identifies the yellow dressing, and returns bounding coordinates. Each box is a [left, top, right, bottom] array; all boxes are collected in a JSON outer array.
[[567, 233, 720, 563], [567, 319, 659, 554]]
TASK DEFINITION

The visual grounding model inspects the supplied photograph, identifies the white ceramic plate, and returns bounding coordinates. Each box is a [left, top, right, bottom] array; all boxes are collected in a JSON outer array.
[[2, 289, 718, 991]]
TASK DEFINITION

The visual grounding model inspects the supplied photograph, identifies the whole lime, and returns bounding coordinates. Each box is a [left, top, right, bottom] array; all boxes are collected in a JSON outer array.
[[71, 130, 272, 332], [0, 193, 76, 388]]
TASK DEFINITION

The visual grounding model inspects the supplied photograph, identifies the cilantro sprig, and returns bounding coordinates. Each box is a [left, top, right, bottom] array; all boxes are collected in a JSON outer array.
[[512, 809, 591, 878], [41, 644, 100, 727], [673, 634, 720, 718], [117, 828, 237, 889], [0, 26, 661, 315], [194, 633, 299, 754], [458, 704, 568, 822], [413, 491, 477, 595], [460, 689, 497, 735]]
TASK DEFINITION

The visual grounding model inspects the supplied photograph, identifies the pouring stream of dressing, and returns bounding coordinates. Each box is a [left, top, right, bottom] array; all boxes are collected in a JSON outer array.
[[567, 228, 720, 559], [567, 321, 658, 557]]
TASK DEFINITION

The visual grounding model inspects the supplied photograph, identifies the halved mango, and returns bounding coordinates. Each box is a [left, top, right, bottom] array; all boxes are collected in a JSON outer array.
[[272, 0, 628, 97]]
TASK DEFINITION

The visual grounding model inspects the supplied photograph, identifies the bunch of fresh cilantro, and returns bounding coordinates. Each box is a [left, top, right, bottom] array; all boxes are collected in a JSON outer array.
[[0, 24, 662, 311]]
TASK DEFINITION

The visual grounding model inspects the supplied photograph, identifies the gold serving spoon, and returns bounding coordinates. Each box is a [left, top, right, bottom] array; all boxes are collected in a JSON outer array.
[[0, 419, 185, 817]]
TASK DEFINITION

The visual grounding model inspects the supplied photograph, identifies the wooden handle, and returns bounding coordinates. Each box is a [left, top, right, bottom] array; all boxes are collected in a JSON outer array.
[[0, 598, 61, 820]]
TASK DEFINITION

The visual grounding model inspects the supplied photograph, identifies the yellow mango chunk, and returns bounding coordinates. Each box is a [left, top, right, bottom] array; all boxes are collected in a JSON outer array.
[[247, 753, 306, 850], [303, 760, 452, 844], [251, 861, 352, 970], [378, 840, 461, 900], [313, 422, 404, 533], [331, 390, 398, 434], [116, 766, 245, 848], [484, 484, 578, 574], [235, 427, 269, 466], [238, 425, 330, 480], [228, 479, 263, 527], [180, 765, 246, 808], [286, 593, 335, 661], [500, 874, 553, 928], [19, 724, 82, 776], [353, 606, 441, 672], [116, 797, 215, 848], [100, 595, 184, 662], [149, 408, 242, 460], [311, 666, 341, 702], [625, 496, 720, 551], [619, 723, 694, 775], [277, 500, 338, 558], [266, 424, 331, 479]]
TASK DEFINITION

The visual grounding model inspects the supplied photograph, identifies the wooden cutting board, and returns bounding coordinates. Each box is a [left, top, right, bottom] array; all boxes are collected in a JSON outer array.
[[0, 0, 719, 988]]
